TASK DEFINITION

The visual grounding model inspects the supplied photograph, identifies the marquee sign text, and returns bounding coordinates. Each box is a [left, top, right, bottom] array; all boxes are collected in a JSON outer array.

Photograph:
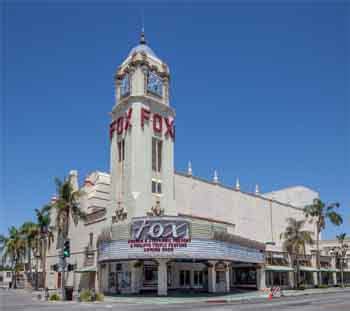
[[128, 218, 190, 252]]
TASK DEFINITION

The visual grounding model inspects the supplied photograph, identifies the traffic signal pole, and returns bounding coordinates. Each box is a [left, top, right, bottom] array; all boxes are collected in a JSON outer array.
[[60, 250, 66, 300], [60, 239, 70, 300]]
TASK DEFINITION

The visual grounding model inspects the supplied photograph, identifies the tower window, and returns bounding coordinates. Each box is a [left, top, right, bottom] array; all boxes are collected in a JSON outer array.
[[89, 233, 93, 248], [152, 180, 162, 194], [118, 139, 125, 162], [152, 137, 162, 172]]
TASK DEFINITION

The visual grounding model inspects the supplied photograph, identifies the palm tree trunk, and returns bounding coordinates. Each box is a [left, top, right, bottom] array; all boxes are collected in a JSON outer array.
[[296, 256, 300, 288], [35, 254, 39, 290], [29, 245, 33, 288], [340, 257, 344, 288], [13, 260, 17, 289], [42, 237, 47, 289], [316, 224, 320, 286], [61, 209, 70, 300]]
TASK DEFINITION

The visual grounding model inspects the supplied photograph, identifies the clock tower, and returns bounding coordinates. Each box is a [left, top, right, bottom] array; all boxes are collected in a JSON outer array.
[[108, 31, 176, 223]]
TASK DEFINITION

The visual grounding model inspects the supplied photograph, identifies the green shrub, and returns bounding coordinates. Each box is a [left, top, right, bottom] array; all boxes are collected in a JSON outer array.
[[318, 284, 329, 289], [80, 289, 92, 302], [95, 292, 104, 301], [49, 293, 60, 301]]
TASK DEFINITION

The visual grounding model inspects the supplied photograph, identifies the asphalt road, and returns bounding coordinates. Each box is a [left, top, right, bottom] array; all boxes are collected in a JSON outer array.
[[1, 289, 349, 311]]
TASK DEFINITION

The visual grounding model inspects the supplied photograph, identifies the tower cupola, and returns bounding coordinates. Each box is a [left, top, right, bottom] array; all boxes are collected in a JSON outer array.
[[113, 30, 171, 108]]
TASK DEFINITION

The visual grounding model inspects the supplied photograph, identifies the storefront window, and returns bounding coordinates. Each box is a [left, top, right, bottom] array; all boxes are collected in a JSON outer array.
[[194, 271, 203, 287], [321, 272, 332, 285], [266, 271, 289, 287], [144, 265, 157, 285], [299, 271, 314, 285], [180, 270, 190, 287], [235, 268, 257, 285]]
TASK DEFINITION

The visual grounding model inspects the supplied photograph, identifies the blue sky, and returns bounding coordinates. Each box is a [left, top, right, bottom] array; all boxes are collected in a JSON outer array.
[[2, 1, 349, 239]]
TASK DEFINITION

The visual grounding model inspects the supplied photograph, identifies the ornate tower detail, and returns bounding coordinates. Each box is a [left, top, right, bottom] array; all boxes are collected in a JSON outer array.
[[108, 31, 176, 222], [235, 178, 240, 191], [213, 170, 219, 184], [255, 184, 260, 194], [187, 161, 193, 176]]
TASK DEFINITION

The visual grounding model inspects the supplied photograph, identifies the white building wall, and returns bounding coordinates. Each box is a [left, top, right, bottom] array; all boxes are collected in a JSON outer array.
[[45, 171, 110, 291], [263, 186, 319, 208], [174, 173, 317, 251]]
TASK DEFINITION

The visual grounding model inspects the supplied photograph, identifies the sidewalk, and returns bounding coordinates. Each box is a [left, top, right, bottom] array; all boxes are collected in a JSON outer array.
[[103, 287, 350, 305]]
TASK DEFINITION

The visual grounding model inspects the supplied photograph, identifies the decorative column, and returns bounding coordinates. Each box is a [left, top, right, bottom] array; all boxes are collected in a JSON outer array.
[[256, 265, 266, 290], [156, 259, 169, 296], [231, 268, 236, 288], [95, 267, 100, 293], [190, 270, 195, 289], [207, 261, 217, 293], [225, 262, 231, 293], [130, 261, 141, 294], [288, 254, 295, 288], [331, 256, 337, 286], [311, 252, 319, 287]]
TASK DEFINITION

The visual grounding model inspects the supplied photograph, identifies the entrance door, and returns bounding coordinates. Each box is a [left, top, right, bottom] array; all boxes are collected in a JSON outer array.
[[88, 272, 95, 289], [216, 271, 226, 292], [57, 272, 61, 289], [143, 265, 158, 289]]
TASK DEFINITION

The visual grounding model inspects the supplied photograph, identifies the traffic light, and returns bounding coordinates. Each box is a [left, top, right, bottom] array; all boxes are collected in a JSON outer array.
[[67, 264, 75, 271], [63, 240, 70, 258]]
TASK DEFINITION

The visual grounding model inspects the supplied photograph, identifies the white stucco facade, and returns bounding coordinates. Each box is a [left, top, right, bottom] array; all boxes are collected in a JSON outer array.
[[44, 32, 347, 297]]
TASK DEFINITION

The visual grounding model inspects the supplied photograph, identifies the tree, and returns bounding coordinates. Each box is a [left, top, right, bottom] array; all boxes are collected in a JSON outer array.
[[280, 218, 314, 288], [304, 199, 343, 285], [51, 177, 86, 299], [0, 227, 26, 288], [34, 205, 54, 289], [334, 233, 348, 288], [19, 221, 39, 288], [52, 177, 85, 242]]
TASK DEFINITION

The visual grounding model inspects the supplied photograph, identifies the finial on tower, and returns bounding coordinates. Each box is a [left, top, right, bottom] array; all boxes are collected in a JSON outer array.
[[235, 178, 240, 191], [187, 161, 193, 176], [255, 184, 260, 194], [213, 170, 219, 184], [140, 28, 147, 45]]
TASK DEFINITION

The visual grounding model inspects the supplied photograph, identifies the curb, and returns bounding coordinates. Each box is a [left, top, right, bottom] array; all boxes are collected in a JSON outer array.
[[206, 299, 228, 303]]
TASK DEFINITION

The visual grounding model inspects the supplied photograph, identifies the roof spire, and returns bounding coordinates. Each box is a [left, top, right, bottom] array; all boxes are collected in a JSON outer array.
[[140, 19, 147, 44], [213, 170, 219, 184], [235, 178, 240, 191], [187, 161, 193, 176], [140, 27, 146, 45], [255, 184, 260, 194]]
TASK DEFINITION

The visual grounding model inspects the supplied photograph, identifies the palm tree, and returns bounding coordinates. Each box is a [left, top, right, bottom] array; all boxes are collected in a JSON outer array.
[[34, 205, 54, 289], [19, 221, 39, 288], [335, 233, 348, 288], [52, 177, 85, 243], [51, 177, 86, 299], [0, 227, 26, 288], [280, 218, 314, 288], [304, 199, 343, 285]]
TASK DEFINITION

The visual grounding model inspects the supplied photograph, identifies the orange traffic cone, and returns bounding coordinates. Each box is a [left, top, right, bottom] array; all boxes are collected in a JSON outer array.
[[268, 292, 273, 300]]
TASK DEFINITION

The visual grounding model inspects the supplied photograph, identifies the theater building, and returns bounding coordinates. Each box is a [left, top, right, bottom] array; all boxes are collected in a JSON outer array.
[[45, 32, 346, 296]]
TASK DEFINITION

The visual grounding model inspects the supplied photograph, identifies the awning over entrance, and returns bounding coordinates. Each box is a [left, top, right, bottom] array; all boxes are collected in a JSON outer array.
[[75, 266, 96, 273], [299, 266, 318, 272], [319, 268, 337, 272], [265, 265, 294, 272]]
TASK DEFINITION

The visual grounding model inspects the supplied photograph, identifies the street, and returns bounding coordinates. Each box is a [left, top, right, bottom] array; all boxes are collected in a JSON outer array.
[[1, 289, 350, 311]]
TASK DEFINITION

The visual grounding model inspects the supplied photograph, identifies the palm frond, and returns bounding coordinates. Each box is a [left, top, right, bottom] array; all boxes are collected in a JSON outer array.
[[326, 211, 343, 226]]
